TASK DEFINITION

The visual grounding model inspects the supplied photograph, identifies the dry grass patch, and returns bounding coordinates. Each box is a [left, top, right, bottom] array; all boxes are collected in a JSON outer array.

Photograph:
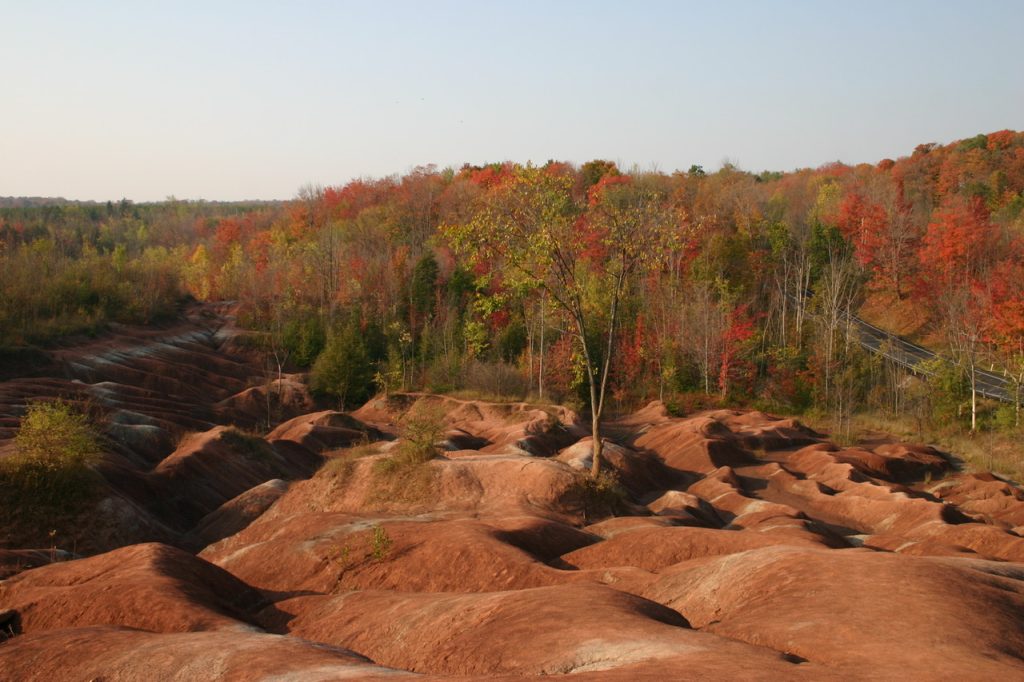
[[321, 439, 381, 485], [369, 456, 438, 506], [806, 411, 1024, 484], [220, 427, 274, 463]]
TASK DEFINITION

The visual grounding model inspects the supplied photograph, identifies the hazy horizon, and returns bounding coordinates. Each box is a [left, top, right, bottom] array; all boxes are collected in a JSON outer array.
[[3, 0, 1022, 202]]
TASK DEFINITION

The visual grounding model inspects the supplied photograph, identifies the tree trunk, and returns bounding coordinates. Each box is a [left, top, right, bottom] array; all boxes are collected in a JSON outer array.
[[526, 313, 534, 396], [1011, 378, 1019, 428], [538, 292, 546, 401], [590, 269, 625, 478], [583, 354, 603, 477], [265, 364, 273, 431], [590, 416, 603, 478], [970, 375, 977, 433], [703, 332, 711, 395], [658, 360, 665, 402], [275, 352, 284, 427]]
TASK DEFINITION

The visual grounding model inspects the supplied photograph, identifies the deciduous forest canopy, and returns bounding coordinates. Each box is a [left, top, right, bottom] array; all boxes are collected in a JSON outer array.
[[3, 131, 1024, 442]]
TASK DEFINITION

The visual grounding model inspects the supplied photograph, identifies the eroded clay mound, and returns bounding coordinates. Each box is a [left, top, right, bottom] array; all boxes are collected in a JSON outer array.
[[0, 626, 414, 681], [201, 513, 585, 594], [0, 550, 73, 580], [631, 413, 761, 474], [555, 437, 671, 495], [756, 444, 1024, 561], [150, 426, 321, 528], [261, 449, 585, 519], [353, 393, 584, 456], [0, 304, 326, 554], [5, 382, 1024, 678], [185, 478, 290, 550], [561, 524, 839, 572], [0, 543, 260, 635], [260, 582, 820, 677], [929, 471, 1024, 528], [641, 544, 1024, 677], [627, 406, 1024, 564], [0, 306, 263, 442], [266, 409, 383, 452], [215, 374, 317, 429]]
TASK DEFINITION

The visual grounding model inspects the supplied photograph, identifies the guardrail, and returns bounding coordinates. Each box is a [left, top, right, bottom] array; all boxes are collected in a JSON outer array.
[[787, 292, 1012, 402], [847, 314, 1011, 401]]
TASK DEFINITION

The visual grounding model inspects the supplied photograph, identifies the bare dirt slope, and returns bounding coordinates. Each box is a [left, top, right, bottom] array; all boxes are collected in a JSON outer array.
[[0, 304, 335, 553], [3, 325, 1024, 678]]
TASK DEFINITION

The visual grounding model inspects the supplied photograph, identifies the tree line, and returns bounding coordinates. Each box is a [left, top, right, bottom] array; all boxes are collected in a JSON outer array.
[[4, 132, 1023, 449]]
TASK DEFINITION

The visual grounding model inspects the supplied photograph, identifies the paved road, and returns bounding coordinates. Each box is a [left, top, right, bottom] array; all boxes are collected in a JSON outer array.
[[848, 314, 1012, 402], [789, 291, 1013, 403]]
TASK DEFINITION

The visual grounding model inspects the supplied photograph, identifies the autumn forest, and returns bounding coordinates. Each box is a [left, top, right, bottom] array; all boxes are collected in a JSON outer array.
[[3, 130, 1024, 472]]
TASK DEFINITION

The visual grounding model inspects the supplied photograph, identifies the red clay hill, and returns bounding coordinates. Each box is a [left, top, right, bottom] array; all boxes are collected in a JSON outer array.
[[2, 305, 1024, 679]]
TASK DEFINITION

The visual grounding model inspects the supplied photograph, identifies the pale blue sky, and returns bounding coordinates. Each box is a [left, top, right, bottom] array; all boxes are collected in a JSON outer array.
[[2, 1, 1021, 201]]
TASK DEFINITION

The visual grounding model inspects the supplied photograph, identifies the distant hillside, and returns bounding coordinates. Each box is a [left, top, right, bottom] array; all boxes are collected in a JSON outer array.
[[0, 196, 101, 208], [0, 196, 283, 208]]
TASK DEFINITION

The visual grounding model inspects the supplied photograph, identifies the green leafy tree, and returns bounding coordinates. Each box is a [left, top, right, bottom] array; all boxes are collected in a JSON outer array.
[[16, 400, 100, 467], [918, 357, 970, 426], [410, 253, 440, 323], [446, 166, 681, 476], [6, 400, 102, 513], [310, 321, 375, 410]]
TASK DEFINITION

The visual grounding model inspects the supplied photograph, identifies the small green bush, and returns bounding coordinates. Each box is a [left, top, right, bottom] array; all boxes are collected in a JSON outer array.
[[571, 469, 627, 522], [16, 400, 99, 460], [991, 404, 1020, 432], [394, 401, 447, 465], [371, 525, 392, 560], [366, 401, 445, 504], [3, 400, 102, 516]]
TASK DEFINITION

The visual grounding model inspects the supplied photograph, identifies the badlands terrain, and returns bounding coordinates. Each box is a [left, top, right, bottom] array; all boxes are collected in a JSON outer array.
[[2, 306, 1024, 680]]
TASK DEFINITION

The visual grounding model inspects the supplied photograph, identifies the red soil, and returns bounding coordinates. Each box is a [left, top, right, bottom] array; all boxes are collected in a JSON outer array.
[[3, 313, 1024, 678]]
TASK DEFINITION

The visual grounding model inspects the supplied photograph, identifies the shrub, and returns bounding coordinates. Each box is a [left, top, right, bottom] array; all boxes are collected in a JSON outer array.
[[371, 525, 392, 560], [919, 357, 969, 426], [15, 400, 100, 464], [395, 401, 447, 465], [3, 400, 102, 516], [989, 404, 1018, 432], [423, 355, 462, 394], [571, 469, 627, 522], [367, 400, 445, 504], [665, 391, 725, 416]]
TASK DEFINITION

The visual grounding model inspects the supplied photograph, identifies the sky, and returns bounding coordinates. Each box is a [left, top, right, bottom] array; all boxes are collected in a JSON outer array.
[[2, 0, 1022, 202]]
